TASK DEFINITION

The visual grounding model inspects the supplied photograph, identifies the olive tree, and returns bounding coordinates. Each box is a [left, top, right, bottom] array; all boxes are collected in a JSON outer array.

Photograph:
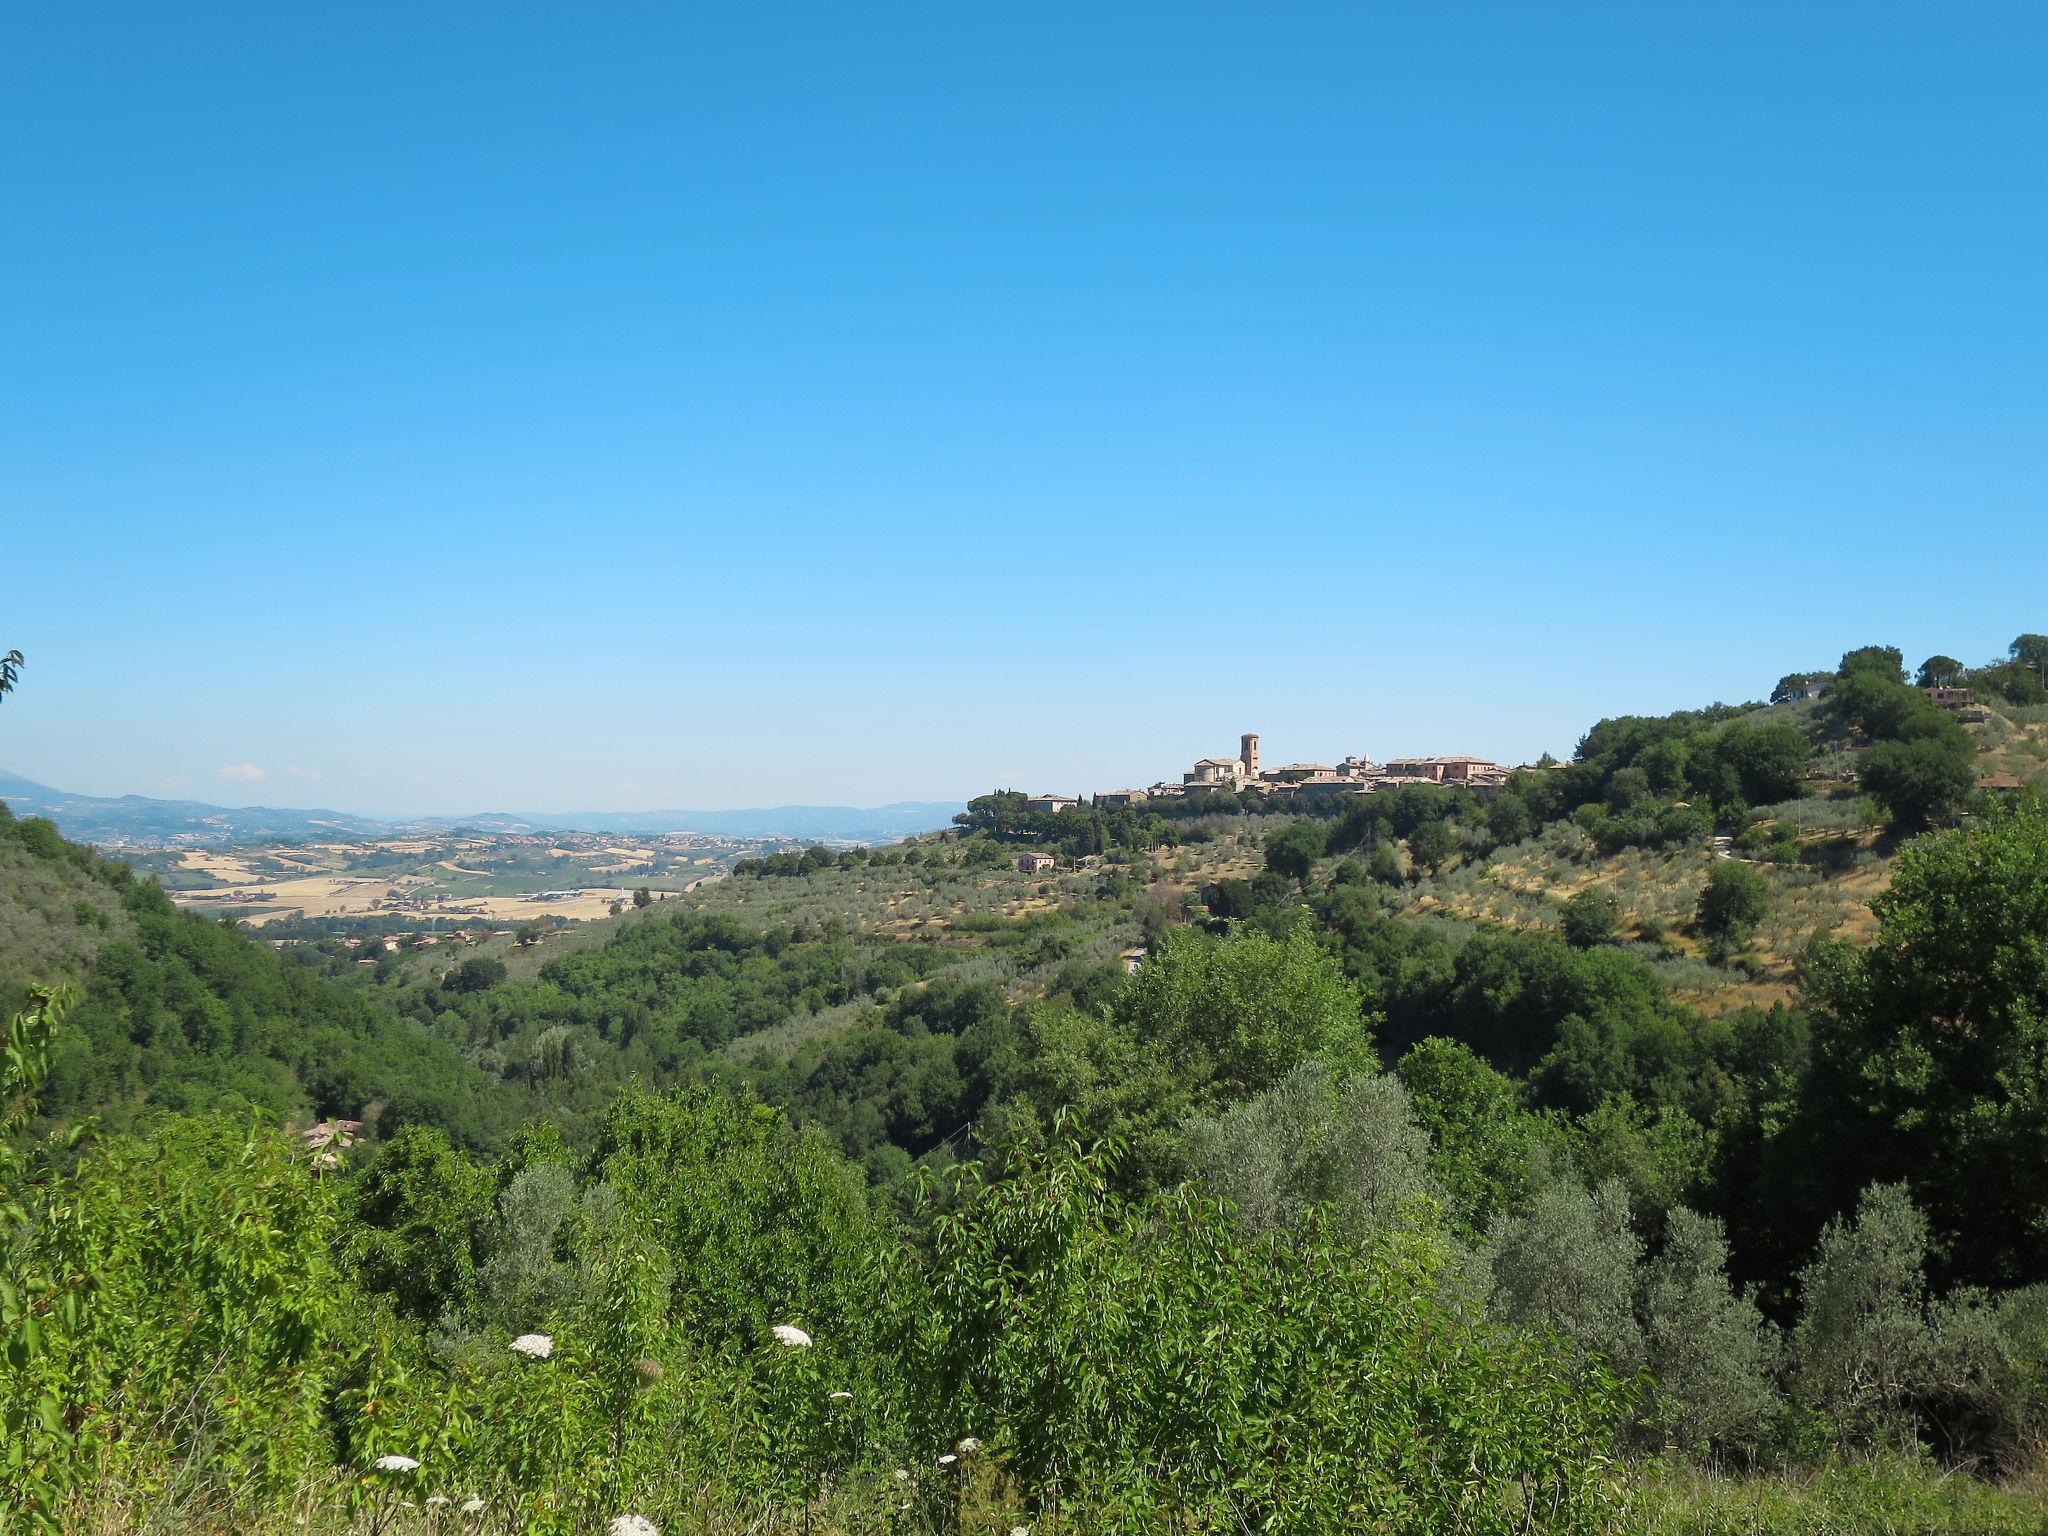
[[1181, 1061, 1436, 1239], [1488, 1177, 1644, 1380], [1640, 1207, 1779, 1458]]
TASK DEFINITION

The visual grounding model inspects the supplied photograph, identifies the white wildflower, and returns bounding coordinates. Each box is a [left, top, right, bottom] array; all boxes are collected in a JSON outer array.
[[771, 1323, 812, 1348], [460, 1497, 486, 1515], [372, 1454, 420, 1473], [956, 1436, 982, 1454], [938, 1453, 958, 1466], [1011, 1526, 1031, 1536], [893, 1468, 910, 1482], [426, 1494, 450, 1507], [607, 1517, 660, 1536], [828, 1390, 853, 1401], [509, 1332, 554, 1359]]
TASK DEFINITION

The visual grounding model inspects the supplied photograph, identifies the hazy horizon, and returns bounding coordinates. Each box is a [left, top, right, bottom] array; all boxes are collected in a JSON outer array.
[[9, 4, 2042, 815]]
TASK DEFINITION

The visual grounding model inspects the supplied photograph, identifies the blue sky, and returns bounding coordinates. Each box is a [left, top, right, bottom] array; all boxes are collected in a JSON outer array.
[[4, 3, 2043, 814]]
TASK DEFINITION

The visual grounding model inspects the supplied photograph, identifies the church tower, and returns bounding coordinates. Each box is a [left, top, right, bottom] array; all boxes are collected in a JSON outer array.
[[1240, 732, 1260, 780]]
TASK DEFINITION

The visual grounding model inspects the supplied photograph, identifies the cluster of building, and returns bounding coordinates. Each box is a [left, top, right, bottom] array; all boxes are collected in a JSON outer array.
[[1022, 733, 1527, 818]]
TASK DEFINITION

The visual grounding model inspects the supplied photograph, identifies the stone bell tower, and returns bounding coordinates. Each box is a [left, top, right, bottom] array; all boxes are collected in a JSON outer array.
[[1240, 732, 1260, 781]]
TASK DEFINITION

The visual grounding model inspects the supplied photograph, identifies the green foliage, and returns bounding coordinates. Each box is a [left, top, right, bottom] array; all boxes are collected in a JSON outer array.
[[1860, 735, 1976, 831], [1263, 818, 1326, 883], [1408, 816, 1455, 874], [1839, 644, 1907, 684], [1804, 802, 2048, 1289], [342, 1125, 498, 1322], [0, 813, 501, 1145], [1561, 886, 1621, 948], [1696, 861, 1770, 939], [1115, 924, 1371, 1099], [1916, 655, 1965, 689], [1640, 1208, 1779, 1459], [1181, 1061, 1436, 1239], [1487, 1177, 1646, 1380], [1790, 1183, 1930, 1447], [1396, 1037, 1559, 1240], [928, 1132, 1625, 1533], [951, 791, 1182, 859], [3, 1117, 342, 1530]]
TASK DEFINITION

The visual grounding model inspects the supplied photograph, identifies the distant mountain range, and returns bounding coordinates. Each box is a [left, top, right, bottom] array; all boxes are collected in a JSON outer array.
[[0, 772, 963, 848]]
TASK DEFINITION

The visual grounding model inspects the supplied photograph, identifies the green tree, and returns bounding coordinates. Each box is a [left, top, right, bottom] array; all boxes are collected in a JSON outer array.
[[1488, 1177, 1645, 1379], [1838, 644, 1906, 683], [1201, 877, 1256, 921], [1407, 817, 1454, 875], [1860, 734, 1975, 832], [1116, 925, 1371, 1099], [1915, 654, 1966, 688], [1606, 765, 1652, 813], [2010, 633, 2048, 674], [0, 648, 21, 703], [441, 955, 507, 993], [1181, 1062, 1435, 1239], [1696, 861, 1770, 939], [1640, 1207, 1779, 1457], [339, 1124, 497, 1322], [1561, 887, 1621, 949], [1790, 1182, 1931, 1445], [1396, 1037, 1557, 1239], [632, 885, 653, 908], [1806, 804, 2048, 1287], [1262, 819, 1326, 884], [1710, 721, 1811, 808], [1486, 793, 1533, 846]]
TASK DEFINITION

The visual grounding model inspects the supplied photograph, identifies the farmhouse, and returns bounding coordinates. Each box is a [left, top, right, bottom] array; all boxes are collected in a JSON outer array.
[[1015, 851, 1057, 873], [1025, 794, 1079, 814]]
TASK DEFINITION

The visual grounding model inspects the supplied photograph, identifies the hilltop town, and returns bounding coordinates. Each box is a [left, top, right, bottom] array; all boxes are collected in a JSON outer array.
[[1023, 731, 1531, 815]]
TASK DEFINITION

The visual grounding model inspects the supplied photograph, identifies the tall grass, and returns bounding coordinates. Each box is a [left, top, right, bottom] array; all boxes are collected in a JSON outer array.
[[1628, 1454, 2048, 1536]]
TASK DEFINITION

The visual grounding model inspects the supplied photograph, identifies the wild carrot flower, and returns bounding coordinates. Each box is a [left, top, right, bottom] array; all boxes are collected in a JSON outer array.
[[510, 1332, 554, 1359], [460, 1497, 486, 1515], [938, 1453, 958, 1466], [372, 1454, 421, 1473], [828, 1390, 853, 1401], [956, 1437, 981, 1454], [607, 1517, 660, 1536], [771, 1323, 812, 1347]]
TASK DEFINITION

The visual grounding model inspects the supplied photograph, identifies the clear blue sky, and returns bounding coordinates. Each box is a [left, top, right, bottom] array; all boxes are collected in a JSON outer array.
[[4, 3, 2043, 814]]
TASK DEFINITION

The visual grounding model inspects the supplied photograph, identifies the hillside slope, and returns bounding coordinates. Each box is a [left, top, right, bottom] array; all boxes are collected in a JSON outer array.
[[0, 802, 511, 1144]]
